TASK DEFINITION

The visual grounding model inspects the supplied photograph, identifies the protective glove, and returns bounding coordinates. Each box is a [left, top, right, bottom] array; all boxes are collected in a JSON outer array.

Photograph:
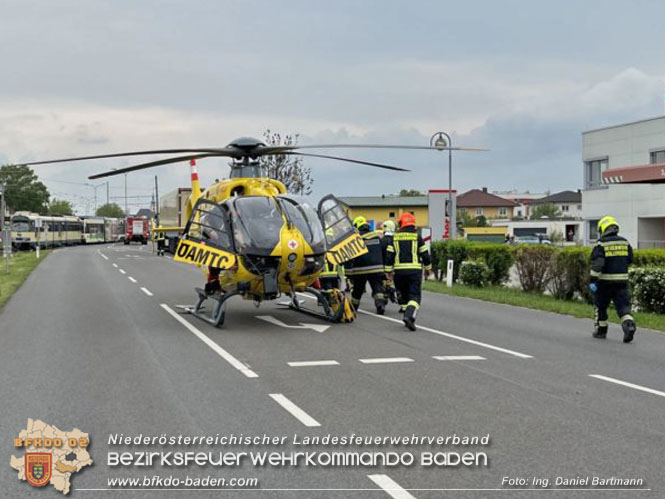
[[589, 282, 598, 294]]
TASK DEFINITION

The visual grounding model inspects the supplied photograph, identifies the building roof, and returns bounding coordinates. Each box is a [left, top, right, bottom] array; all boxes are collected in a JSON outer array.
[[135, 208, 155, 218], [337, 196, 428, 207], [457, 189, 517, 208], [583, 115, 665, 135], [530, 190, 582, 204]]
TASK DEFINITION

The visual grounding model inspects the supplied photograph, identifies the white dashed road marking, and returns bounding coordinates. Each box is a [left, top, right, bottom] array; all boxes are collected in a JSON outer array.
[[118, 269, 126, 274], [112, 263, 118, 268], [128, 277, 137, 283], [287, 360, 340, 367], [359, 357, 414, 364], [368, 474, 417, 499], [269, 393, 320, 427], [141, 287, 154, 297]]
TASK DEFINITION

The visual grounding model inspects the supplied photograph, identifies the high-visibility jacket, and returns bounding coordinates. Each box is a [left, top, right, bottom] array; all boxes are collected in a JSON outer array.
[[384, 226, 432, 273], [320, 259, 343, 279], [590, 233, 633, 282], [344, 228, 384, 276]]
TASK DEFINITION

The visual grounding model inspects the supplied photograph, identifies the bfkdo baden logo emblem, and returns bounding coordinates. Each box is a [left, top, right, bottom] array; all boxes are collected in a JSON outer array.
[[11, 418, 93, 495], [25, 452, 52, 487]]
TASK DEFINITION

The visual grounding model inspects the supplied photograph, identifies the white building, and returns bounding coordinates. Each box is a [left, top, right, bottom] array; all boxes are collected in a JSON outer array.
[[582, 116, 665, 248]]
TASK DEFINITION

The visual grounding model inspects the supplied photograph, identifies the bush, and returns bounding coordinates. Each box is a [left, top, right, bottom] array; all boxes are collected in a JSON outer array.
[[429, 241, 447, 281], [633, 249, 665, 267], [547, 247, 592, 301], [467, 243, 514, 285], [459, 260, 490, 287], [513, 245, 556, 293], [630, 267, 665, 314], [445, 240, 469, 282]]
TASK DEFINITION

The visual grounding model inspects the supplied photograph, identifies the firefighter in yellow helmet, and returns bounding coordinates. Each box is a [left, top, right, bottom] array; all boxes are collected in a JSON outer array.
[[590, 216, 636, 343], [344, 216, 387, 314]]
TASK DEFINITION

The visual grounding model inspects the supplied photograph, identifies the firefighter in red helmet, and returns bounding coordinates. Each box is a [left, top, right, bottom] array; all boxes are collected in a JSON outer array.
[[384, 213, 432, 331]]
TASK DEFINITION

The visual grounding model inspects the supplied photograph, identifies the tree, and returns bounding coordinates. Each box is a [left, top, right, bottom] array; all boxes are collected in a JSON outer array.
[[260, 129, 313, 195], [399, 189, 424, 197], [0, 164, 50, 214], [48, 199, 74, 216], [530, 203, 562, 220], [96, 203, 125, 217]]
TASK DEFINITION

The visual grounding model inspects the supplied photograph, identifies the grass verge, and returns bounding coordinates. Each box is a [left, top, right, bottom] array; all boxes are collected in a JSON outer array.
[[0, 251, 50, 310], [424, 280, 665, 333]]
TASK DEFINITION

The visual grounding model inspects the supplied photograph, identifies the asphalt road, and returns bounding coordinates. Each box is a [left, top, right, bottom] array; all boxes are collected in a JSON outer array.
[[1, 244, 664, 498]]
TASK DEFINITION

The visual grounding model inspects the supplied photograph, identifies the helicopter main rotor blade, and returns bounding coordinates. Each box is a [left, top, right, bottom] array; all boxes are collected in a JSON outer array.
[[263, 144, 489, 153], [10, 148, 234, 168], [285, 152, 410, 172], [88, 153, 229, 180]]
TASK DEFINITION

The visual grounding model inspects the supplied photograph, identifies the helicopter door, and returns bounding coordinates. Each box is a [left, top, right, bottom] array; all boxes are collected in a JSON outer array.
[[317, 194, 368, 265], [175, 198, 237, 269]]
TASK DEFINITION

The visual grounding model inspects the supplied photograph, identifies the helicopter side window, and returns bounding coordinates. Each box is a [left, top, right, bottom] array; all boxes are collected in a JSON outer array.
[[230, 197, 284, 255], [186, 199, 234, 252], [318, 197, 355, 247]]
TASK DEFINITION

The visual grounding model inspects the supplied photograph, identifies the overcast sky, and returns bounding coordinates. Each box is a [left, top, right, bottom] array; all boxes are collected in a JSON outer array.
[[2, 0, 665, 213]]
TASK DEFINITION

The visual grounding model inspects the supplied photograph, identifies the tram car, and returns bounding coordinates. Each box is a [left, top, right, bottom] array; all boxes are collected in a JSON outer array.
[[11, 213, 124, 249]]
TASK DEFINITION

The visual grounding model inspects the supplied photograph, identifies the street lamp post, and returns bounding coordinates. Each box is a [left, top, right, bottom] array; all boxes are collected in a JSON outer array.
[[430, 131, 453, 239]]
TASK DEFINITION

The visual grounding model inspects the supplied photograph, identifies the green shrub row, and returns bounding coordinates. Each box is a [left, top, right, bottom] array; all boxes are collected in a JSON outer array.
[[430, 241, 665, 311]]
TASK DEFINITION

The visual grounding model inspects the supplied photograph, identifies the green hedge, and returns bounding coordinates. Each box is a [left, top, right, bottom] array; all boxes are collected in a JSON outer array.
[[459, 260, 489, 287], [630, 267, 665, 314], [430, 241, 513, 285]]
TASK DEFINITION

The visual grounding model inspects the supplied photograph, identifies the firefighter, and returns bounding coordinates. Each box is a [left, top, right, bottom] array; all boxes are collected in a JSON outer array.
[[380, 220, 398, 304], [345, 216, 387, 314], [384, 213, 432, 331], [590, 216, 637, 343], [156, 230, 166, 256]]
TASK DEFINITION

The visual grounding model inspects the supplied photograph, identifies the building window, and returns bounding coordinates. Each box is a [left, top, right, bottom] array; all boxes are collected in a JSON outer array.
[[498, 207, 507, 216], [561, 205, 569, 212], [389, 211, 395, 218], [585, 158, 608, 189], [577, 204, 582, 210], [459, 207, 467, 214], [475, 207, 483, 216], [650, 150, 665, 164]]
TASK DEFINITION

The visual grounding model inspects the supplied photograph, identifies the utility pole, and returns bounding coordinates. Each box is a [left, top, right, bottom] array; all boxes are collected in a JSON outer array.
[[124, 173, 128, 216], [1, 182, 9, 274], [106, 181, 110, 205], [154, 175, 159, 226]]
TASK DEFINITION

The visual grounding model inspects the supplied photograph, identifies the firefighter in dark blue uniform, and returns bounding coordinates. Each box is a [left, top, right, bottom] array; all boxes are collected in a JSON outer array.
[[590, 216, 636, 343], [345, 216, 387, 314], [384, 213, 432, 331], [380, 219, 398, 305]]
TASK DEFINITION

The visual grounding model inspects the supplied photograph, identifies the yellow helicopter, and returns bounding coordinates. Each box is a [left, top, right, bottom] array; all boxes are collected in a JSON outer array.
[[16, 136, 485, 327]]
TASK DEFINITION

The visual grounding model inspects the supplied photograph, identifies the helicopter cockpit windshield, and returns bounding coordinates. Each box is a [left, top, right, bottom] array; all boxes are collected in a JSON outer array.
[[230, 196, 284, 255], [277, 196, 326, 253]]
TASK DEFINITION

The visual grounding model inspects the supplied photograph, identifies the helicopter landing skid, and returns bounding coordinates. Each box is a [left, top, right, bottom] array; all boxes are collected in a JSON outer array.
[[177, 288, 240, 327], [281, 287, 344, 323]]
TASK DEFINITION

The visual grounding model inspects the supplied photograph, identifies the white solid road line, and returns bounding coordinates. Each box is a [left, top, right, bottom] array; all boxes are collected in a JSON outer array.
[[359, 357, 414, 364], [368, 474, 417, 499], [161, 304, 259, 379], [118, 269, 126, 274], [589, 374, 665, 399], [112, 263, 118, 268], [288, 360, 340, 367], [141, 287, 154, 297], [269, 393, 321, 427], [357, 309, 533, 359], [128, 277, 137, 283], [433, 355, 486, 361]]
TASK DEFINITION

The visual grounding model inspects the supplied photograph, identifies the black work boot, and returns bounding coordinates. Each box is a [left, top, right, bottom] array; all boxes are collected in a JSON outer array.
[[375, 298, 387, 316], [592, 325, 607, 339], [403, 306, 417, 331], [622, 320, 636, 343]]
